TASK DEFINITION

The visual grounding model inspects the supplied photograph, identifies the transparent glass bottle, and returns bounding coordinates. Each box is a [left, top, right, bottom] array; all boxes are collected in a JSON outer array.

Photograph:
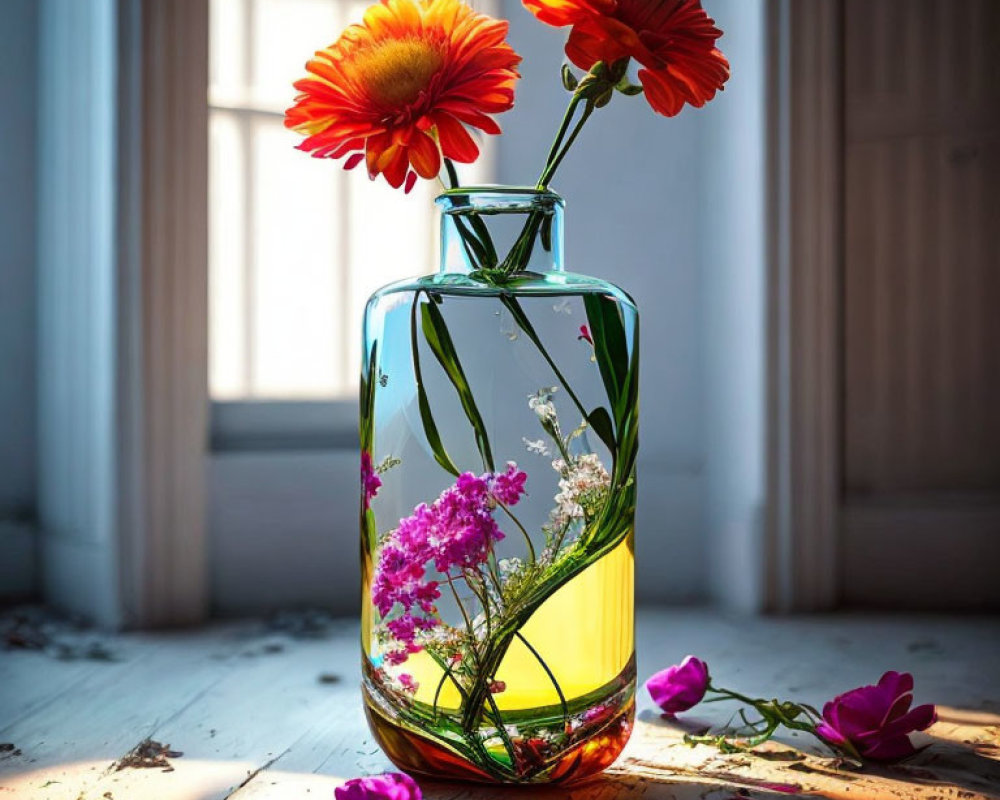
[[360, 188, 638, 784]]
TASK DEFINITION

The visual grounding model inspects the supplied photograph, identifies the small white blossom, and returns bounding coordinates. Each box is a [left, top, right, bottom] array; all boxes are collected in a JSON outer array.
[[522, 437, 551, 457], [498, 557, 523, 579], [528, 387, 559, 423]]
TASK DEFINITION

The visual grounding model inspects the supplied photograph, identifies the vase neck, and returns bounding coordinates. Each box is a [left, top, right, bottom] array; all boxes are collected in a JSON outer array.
[[436, 187, 565, 276]]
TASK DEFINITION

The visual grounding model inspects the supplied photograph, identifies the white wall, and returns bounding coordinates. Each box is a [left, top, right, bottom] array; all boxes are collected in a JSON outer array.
[[0, 0, 39, 599], [35, 0, 122, 625], [700, 0, 769, 611]]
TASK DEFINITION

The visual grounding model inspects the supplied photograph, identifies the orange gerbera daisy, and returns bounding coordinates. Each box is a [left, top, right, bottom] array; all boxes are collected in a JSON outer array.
[[285, 0, 521, 191], [522, 0, 728, 117]]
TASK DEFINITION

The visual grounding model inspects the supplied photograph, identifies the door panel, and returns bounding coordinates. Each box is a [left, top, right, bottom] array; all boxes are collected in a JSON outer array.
[[842, 0, 1000, 607]]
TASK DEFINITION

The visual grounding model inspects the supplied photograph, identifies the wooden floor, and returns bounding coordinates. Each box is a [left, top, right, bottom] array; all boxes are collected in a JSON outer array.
[[2, 609, 999, 800]]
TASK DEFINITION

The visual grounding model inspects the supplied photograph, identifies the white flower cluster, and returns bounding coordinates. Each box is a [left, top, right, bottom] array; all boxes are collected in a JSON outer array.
[[550, 453, 611, 530]]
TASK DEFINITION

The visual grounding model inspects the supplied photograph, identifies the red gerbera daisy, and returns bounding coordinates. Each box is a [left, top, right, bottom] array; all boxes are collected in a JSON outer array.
[[522, 0, 729, 117], [285, 0, 521, 191]]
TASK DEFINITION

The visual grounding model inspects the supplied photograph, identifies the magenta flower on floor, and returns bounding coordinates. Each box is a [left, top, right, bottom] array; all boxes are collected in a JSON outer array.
[[646, 655, 709, 716], [815, 671, 936, 760], [334, 771, 421, 800]]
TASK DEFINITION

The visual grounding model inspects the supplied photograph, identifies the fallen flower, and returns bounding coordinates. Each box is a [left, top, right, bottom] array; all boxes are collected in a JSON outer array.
[[816, 671, 936, 760], [650, 658, 936, 764], [646, 655, 709, 716], [335, 771, 422, 800]]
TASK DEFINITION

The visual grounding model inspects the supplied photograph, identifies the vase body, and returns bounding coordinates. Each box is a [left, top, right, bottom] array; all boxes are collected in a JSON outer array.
[[359, 188, 638, 784]]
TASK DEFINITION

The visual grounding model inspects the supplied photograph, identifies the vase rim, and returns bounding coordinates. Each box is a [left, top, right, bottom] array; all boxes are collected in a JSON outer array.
[[435, 185, 564, 208]]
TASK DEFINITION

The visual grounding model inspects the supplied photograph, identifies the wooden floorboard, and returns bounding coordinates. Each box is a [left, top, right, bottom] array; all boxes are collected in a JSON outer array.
[[1, 609, 998, 799]]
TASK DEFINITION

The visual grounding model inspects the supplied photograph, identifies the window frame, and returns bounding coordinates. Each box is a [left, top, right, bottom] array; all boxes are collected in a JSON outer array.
[[211, 399, 357, 452], [207, 0, 499, 452]]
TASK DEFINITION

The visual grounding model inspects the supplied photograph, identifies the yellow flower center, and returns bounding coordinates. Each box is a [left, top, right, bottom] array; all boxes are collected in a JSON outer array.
[[354, 37, 445, 108]]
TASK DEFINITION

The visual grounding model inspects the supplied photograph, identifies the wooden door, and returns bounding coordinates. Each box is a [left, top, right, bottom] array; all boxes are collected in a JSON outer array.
[[841, 0, 1000, 607]]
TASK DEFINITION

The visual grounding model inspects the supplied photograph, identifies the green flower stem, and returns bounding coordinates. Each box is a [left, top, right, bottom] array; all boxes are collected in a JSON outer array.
[[497, 501, 536, 563], [445, 572, 478, 656], [485, 551, 505, 596], [498, 210, 545, 276], [427, 647, 469, 716], [443, 158, 461, 190], [551, 430, 573, 464], [537, 100, 595, 190], [464, 570, 493, 636], [698, 684, 845, 756], [551, 519, 572, 556], [514, 630, 569, 726], [484, 687, 519, 770], [539, 94, 584, 185], [497, 296, 592, 428]]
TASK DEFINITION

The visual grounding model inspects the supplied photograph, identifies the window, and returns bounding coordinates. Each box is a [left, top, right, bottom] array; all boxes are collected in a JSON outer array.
[[208, 0, 493, 401]]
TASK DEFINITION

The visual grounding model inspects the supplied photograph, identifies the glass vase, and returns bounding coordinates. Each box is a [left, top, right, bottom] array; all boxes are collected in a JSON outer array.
[[359, 187, 638, 784]]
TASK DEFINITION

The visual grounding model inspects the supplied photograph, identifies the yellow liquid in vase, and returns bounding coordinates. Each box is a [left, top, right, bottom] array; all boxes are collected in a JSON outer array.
[[364, 536, 635, 784]]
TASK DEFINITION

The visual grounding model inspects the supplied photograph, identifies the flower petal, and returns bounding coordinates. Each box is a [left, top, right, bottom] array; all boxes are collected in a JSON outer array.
[[878, 703, 937, 740], [407, 130, 442, 179], [646, 655, 709, 715], [434, 113, 480, 163], [858, 735, 919, 761]]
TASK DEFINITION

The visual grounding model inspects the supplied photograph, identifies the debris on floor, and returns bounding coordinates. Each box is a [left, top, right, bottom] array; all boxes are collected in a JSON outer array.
[[263, 608, 343, 639], [114, 739, 183, 772], [0, 742, 22, 761], [1, 605, 116, 661]]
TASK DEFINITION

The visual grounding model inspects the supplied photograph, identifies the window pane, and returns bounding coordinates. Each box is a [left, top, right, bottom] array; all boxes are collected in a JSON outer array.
[[251, 116, 342, 397], [209, 110, 247, 399], [250, 0, 340, 112], [208, 0, 443, 400]]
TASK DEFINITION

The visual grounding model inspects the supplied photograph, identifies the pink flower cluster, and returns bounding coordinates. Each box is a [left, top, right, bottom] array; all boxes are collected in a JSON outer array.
[[361, 451, 382, 509], [372, 463, 528, 665]]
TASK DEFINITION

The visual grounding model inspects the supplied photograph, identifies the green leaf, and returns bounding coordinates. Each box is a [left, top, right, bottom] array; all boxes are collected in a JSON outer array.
[[540, 213, 553, 252], [359, 342, 378, 453], [583, 294, 629, 414], [452, 215, 490, 268], [613, 319, 640, 478], [615, 77, 644, 96], [561, 63, 579, 92], [466, 213, 499, 267], [410, 294, 460, 476], [421, 298, 495, 471], [586, 407, 616, 457], [363, 507, 379, 552]]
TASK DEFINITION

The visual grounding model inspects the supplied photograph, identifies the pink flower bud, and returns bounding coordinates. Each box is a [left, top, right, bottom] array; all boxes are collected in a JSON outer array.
[[646, 655, 709, 716]]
